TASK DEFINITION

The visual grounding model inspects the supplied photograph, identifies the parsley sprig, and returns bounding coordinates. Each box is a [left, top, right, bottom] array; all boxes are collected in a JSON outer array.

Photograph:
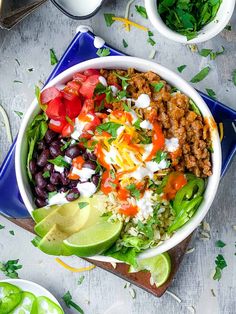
[[0, 259, 22, 278]]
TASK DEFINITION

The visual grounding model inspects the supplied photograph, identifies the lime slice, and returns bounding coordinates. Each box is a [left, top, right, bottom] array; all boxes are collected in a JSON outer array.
[[64, 219, 123, 257], [130, 253, 171, 287]]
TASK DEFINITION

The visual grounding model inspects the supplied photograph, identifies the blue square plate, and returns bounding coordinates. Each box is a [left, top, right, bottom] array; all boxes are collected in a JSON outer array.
[[0, 31, 235, 218]]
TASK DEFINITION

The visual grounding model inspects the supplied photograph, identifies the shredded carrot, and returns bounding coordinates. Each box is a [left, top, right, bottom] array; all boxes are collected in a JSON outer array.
[[218, 122, 224, 142], [112, 17, 148, 31], [55, 258, 95, 272]]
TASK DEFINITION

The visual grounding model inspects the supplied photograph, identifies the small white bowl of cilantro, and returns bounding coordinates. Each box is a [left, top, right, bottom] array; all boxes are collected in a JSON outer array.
[[145, 0, 236, 43]]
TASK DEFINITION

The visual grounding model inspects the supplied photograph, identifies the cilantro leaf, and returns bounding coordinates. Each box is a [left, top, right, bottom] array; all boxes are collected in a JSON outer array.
[[147, 37, 156, 46], [215, 240, 226, 248], [133, 119, 141, 130], [62, 291, 84, 314], [48, 156, 70, 168], [213, 254, 227, 281], [78, 202, 89, 209], [148, 30, 154, 36], [14, 111, 23, 119], [199, 46, 224, 60], [9, 230, 15, 236], [114, 72, 130, 90], [232, 70, 236, 86], [135, 5, 148, 19], [104, 13, 115, 27], [96, 122, 122, 137], [151, 82, 164, 92], [126, 184, 140, 199], [43, 171, 50, 178], [153, 150, 168, 163], [61, 139, 72, 151], [123, 39, 128, 48], [78, 275, 85, 285], [190, 66, 211, 83], [0, 224, 5, 230], [0, 259, 22, 278], [50, 48, 58, 65], [206, 88, 216, 99], [177, 65, 187, 73], [96, 48, 110, 57]]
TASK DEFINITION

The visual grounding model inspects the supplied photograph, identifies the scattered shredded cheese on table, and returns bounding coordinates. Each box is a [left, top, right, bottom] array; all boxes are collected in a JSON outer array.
[[55, 258, 95, 272], [112, 17, 148, 31], [218, 122, 224, 141]]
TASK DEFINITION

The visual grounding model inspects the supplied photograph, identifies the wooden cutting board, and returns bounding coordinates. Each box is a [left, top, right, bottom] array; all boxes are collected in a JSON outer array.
[[7, 217, 191, 297]]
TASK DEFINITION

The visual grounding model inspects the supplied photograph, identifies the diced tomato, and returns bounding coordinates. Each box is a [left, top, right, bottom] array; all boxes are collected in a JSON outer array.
[[40, 87, 61, 104], [80, 75, 100, 99], [73, 73, 87, 82], [119, 204, 138, 217], [48, 118, 66, 133], [95, 112, 107, 119], [61, 122, 74, 137], [61, 90, 78, 101], [72, 156, 85, 169], [46, 97, 66, 119], [64, 98, 82, 118], [64, 80, 81, 95], [80, 99, 95, 115], [68, 172, 80, 180], [83, 69, 100, 76], [80, 113, 101, 139]]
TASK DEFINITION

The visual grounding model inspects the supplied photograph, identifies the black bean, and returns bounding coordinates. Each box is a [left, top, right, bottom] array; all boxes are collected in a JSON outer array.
[[69, 180, 80, 188], [65, 145, 81, 159], [37, 149, 50, 167], [43, 163, 54, 173], [49, 143, 62, 158], [82, 152, 89, 160], [46, 183, 56, 192], [50, 172, 61, 185], [45, 129, 57, 144], [37, 140, 46, 151], [35, 198, 47, 208], [83, 160, 96, 170], [91, 174, 100, 187], [87, 152, 97, 161], [35, 186, 47, 199], [66, 188, 80, 202], [60, 170, 70, 186], [35, 172, 47, 188], [59, 187, 68, 193], [29, 159, 37, 175]]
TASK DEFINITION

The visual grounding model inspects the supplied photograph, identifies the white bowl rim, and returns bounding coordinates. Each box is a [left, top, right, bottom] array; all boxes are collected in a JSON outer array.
[[145, 0, 236, 44], [15, 56, 222, 262], [0, 278, 62, 307]]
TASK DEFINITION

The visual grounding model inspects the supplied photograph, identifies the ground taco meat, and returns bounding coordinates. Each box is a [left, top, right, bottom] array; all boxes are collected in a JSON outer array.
[[100, 68, 212, 178]]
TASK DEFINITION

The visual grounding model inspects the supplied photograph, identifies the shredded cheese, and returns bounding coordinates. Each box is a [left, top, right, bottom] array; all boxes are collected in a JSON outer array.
[[112, 17, 148, 31], [218, 122, 224, 141], [55, 258, 95, 272], [125, 0, 135, 31], [166, 290, 182, 303], [0, 104, 13, 144]]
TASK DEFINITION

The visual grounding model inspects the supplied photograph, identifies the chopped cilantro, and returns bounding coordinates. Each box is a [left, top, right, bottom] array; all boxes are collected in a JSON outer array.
[[48, 155, 70, 168], [0, 259, 22, 278], [177, 65, 187, 73], [232, 70, 236, 86], [62, 291, 84, 314], [61, 139, 72, 151], [43, 171, 50, 178], [123, 39, 128, 48], [28, 68, 34, 72], [126, 184, 140, 199], [78, 275, 85, 285], [96, 48, 110, 57], [96, 122, 122, 137], [0, 224, 5, 230], [9, 230, 15, 236], [50, 48, 58, 65], [147, 37, 156, 46], [122, 103, 131, 112], [137, 210, 159, 239], [151, 82, 164, 92], [199, 46, 224, 60], [206, 88, 216, 99], [135, 5, 148, 19], [78, 202, 89, 209], [190, 66, 210, 83], [104, 13, 115, 27], [114, 72, 130, 90], [225, 25, 231, 31], [15, 58, 20, 66], [14, 111, 23, 119], [133, 119, 141, 130], [13, 80, 23, 84], [213, 254, 227, 281], [148, 30, 154, 37], [215, 240, 226, 248], [153, 151, 167, 163]]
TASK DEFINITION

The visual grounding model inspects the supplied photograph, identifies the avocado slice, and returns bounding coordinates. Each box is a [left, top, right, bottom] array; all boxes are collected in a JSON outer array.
[[32, 205, 58, 223], [37, 224, 71, 256]]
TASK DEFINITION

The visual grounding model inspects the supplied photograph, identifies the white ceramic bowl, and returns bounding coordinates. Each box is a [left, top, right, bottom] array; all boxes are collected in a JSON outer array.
[[15, 56, 221, 262], [145, 0, 236, 44]]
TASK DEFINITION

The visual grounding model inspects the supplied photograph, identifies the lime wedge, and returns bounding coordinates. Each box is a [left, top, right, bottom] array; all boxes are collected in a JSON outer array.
[[63, 219, 123, 257], [130, 253, 171, 287]]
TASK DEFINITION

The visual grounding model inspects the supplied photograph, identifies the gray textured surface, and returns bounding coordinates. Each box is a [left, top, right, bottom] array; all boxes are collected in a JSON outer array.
[[0, 1, 236, 313]]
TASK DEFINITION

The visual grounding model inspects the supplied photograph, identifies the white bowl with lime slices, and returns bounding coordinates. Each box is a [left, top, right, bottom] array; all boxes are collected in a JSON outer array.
[[15, 56, 221, 263]]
